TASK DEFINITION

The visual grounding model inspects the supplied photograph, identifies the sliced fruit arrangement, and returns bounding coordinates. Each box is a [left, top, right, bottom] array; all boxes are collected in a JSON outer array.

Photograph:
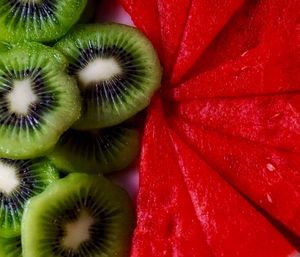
[[0, 0, 88, 42], [48, 123, 139, 174], [0, 1, 161, 256], [122, 0, 300, 256], [0, 42, 81, 159], [0, 158, 59, 237], [55, 23, 162, 129], [22, 173, 134, 257]]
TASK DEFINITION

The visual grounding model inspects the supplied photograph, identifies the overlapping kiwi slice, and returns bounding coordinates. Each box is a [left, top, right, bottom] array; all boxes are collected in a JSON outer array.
[[22, 173, 134, 257], [0, 42, 81, 159], [48, 123, 139, 174], [0, 0, 87, 42], [0, 236, 22, 257], [0, 157, 59, 238], [55, 23, 162, 129]]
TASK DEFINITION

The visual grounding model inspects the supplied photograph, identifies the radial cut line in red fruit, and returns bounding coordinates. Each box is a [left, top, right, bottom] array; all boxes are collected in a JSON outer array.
[[174, 94, 300, 154], [168, 130, 298, 257], [182, 0, 300, 79], [132, 96, 297, 257], [157, 0, 191, 75], [167, 44, 300, 100], [118, 0, 162, 54], [131, 96, 213, 257], [171, 0, 245, 85], [170, 117, 300, 239]]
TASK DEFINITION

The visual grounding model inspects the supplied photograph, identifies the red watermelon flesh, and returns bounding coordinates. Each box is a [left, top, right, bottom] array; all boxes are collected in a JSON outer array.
[[167, 44, 300, 101], [171, 0, 245, 85], [170, 117, 300, 238], [131, 96, 213, 257], [169, 130, 298, 257], [157, 0, 191, 75], [182, 0, 300, 79], [132, 96, 298, 257], [173, 94, 300, 153], [118, 0, 162, 54]]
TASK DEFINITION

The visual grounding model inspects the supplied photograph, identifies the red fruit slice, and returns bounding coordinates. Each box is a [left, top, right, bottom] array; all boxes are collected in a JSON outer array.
[[131, 96, 213, 257], [167, 45, 300, 100], [132, 96, 297, 257], [184, 0, 300, 78], [169, 131, 297, 257], [174, 94, 300, 153], [118, 0, 162, 54], [171, 0, 244, 84], [170, 117, 300, 238], [157, 0, 191, 74]]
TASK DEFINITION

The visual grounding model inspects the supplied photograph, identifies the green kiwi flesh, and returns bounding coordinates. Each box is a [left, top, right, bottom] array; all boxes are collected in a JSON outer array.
[[0, 236, 22, 257], [0, 0, 87, 42], [0, 42, 81, 159], [22, 173, 134, 257], [48, 123, 139, 174], [0, 157, 59, 238], [55, 23, 162, 129]]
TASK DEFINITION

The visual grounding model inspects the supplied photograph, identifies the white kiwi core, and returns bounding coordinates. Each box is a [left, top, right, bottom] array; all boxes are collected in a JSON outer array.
[[62, 210, 95, 250], [78, 57, 122, 87], [6, 79, 38, 115], [0, 161, 20, 195]]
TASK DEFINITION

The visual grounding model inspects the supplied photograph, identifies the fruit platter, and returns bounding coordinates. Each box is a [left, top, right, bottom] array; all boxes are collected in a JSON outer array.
[[0, 0, 299, 257]]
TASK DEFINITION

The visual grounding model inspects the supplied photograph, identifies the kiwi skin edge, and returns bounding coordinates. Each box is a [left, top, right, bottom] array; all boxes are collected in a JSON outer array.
[[22, 173, 135, 257]]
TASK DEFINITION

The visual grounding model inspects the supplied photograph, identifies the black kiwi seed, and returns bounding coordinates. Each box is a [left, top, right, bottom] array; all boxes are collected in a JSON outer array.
[[0, 42, 81, 159], [0, 0, 88, 42], [22, 173, 134, 257], [55, 23, 162, 129], [48, 123, 140, 174], [0, 157, 59, 237]]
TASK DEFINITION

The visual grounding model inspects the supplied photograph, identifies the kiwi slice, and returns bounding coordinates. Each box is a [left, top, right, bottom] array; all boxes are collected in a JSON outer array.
[[0, 42, 81, 159], [55, 23, 162, 129], [0, 0, 87, 43], [22, 173, 134, 257], [0, 236, 22, 257], [0, 157, 59, 238], [48, 123, 139, 174]]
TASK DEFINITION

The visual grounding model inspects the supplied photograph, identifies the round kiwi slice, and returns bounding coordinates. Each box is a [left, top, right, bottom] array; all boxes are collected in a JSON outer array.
[[0, 42, 81, 159], [55, 23, 162, 129], [48, 123, 139, 174], [0, 236, 22, 257], [0, 157, 59, 238], [0, 0, 87, 42], [22, 173, 134, 257]]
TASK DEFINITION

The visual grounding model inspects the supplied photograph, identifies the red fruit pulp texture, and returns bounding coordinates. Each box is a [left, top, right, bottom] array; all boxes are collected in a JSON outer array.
[[133, 97, 296, 257], [131, 97, 213, 257], [171, 0, 245, 85], [119, 0, 300, 255], [157, 0, 191, 76], [170, 117, 300, 238]]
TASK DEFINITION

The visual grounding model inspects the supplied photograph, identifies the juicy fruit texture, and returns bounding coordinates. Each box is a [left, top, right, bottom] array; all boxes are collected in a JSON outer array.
[[48, 124, 139, 174], [22, 173, 134, 257], [0, 42, 81, 159], [0, 236, 22, 257], [171, 0, 245, 84], [55, 23, 162, 129], [132, 97, 296, 257], [0, 0, 87, 42], [0, 157, 59, 237], [121, 0, 300, 256]]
